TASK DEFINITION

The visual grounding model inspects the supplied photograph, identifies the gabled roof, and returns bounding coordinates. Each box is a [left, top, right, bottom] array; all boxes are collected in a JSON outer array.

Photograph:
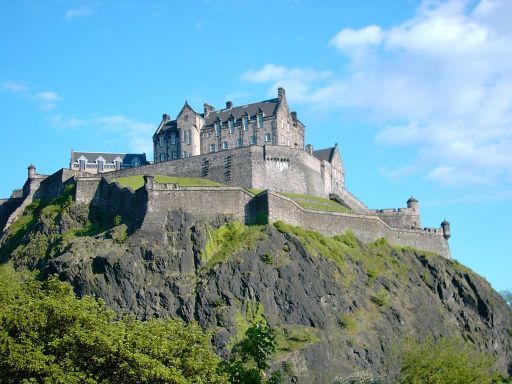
[[71, 151, 148, 165], [312, 147, 336, 163], [203, 98, 279, 126]]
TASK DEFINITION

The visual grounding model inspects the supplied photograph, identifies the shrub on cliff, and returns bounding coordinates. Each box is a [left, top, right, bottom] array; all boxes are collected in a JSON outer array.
[[0, 265, 226, 384], [399, 336, 495, 384]]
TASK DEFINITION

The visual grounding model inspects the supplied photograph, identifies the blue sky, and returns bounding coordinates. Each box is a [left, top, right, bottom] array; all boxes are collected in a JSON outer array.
[[1, 0, 511, 292]]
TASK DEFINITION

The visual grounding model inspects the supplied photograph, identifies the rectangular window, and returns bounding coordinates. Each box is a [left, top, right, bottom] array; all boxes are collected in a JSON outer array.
[[228, 119, 234, 133], [209, 144, 216, 152], [243, 115, 248, 131], [257, 114, 263, 128], [222, 141, 228, 150], [215, 122, 221, 137], [172, 152, 177, 159], [265, 133, 271, 142], [183, 130, 188, 144], [184, 114, 188, 122], [187, 130, 191, 145], [182, 151, 187, 158], [281, 135, 285, 144], [171, 133, 176, 145], [250, 135, 256, 145], [287, 139, 290, 147], [159, 136, 165, 147], [287, 122, 290, 133], [160, 153, 166, 162], [237, 138, 243, 147]]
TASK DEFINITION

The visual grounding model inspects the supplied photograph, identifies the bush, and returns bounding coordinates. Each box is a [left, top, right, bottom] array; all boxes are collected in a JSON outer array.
[[0, 265, 226, 384], [399, 336, 495, 384], [333, 371, 385, 384]]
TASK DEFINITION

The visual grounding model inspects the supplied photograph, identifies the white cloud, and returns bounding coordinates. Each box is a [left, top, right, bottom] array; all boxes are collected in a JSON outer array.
[[65, 5, 92, 21], [330, 25, 383, 51], [35, 91, 61, 101], [2, 81, 28, 93], [241, 0, 512, 190], [241, 64, 331, 102]]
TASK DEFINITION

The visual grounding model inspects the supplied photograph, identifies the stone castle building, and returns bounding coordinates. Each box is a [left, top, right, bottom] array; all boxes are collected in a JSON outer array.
[[0, 88, 451, 258], [69, 151, 148, 174]]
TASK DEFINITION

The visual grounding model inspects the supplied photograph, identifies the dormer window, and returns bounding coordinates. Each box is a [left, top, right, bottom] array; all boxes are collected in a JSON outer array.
[[215, 121, 221, 137], [243, 115, 249, 131], [257, 113, 263, 128], [133, 158, 141, 167], [228, 119, 234, 133]]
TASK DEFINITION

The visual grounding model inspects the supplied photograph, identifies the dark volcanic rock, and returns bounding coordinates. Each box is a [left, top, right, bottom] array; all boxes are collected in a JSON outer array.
[[3, 209, 512, 383]]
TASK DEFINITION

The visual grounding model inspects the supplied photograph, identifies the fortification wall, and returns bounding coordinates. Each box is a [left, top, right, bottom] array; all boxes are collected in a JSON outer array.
[[266, 191, 450, 258], [372, 208, 421, 229], [251, 146, 327, 197], [103, 146, 255, 188]]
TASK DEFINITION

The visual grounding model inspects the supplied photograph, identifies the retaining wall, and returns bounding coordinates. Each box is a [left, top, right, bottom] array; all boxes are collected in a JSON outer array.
[[265, 191, 450, 258]]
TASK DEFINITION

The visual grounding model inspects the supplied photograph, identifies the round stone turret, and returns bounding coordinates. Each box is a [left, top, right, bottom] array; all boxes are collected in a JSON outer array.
[[27, 164, 36, 179], [441, 219, 451, 240], [406, 196, 419, 212]]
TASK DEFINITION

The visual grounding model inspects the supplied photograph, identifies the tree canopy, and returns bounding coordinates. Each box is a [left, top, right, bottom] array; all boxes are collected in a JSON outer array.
[[0, 265, 226, 384]]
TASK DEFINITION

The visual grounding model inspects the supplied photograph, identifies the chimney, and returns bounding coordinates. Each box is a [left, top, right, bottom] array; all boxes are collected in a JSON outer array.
[[305, 144, 313, 155], [278, 87, 285, 101], [291, 111, 297, 120], [226, 101, 233, 109], [204, 103, 215, 118], [162, 113, 170, 122]]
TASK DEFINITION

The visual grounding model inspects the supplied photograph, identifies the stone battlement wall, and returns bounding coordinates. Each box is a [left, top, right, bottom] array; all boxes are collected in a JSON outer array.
[[3, 167, 449, 259], [265, 191, 449, 258], [99, 145, 361, 206], [370, 207, 421, 230]]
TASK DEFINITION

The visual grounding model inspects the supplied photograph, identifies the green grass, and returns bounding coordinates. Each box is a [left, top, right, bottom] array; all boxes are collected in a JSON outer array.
[[200, 221, 265, 268], [282, 192, 351, 213], [248, 189, 264, 195], [114, 175, 224, 190], [273, 221, 407, 287], [275, 325, 320, 353]]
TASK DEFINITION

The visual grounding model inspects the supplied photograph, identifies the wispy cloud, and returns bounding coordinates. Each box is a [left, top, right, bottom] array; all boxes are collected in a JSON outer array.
[[3, 81, 62, 110], [2, 81, 28, 93], [65, 5, 92, 21], [241, 64, 332, 102], [241, 0, 512, 191]]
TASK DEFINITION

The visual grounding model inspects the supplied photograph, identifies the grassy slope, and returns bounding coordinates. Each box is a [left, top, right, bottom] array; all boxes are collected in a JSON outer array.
[[282, 192, 351, 213], [114, 175, 224, 190]]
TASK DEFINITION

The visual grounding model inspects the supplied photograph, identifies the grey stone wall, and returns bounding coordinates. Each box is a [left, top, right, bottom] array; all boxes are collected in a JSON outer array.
[[372, 208, 421, 229], [266, 191, 450, 258]]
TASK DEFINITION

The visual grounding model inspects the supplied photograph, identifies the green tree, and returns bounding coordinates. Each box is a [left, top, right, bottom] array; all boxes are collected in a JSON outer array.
[[399, 336, 494, 384], [223, 322, 285, 384], [0, 265, 226, 384]]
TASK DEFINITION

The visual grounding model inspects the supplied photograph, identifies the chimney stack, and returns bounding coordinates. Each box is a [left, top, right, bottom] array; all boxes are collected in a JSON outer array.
[[305, 144, 313, 155], [278, 87, 285, 101], [226, 101, 233, 109], [204, 103, 215, 118], [162, 113, 170, 122]]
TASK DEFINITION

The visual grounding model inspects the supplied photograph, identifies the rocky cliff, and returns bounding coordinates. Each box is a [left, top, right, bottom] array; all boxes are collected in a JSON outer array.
[[1, 190, 511, 383]]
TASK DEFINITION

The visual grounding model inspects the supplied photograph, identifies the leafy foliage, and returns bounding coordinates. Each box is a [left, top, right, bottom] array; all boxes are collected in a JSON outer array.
[[223, 323, 285, 384], [201, 221, 264, 268], [399, 336, 494, 384], [332, 371, 385, 384], [0, 265, 226, 384]]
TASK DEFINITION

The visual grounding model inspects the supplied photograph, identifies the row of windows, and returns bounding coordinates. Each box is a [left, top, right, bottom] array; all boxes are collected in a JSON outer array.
[[158, 131, 187, 147], [207, 133, 273, 152], [214, 114, 265, 136]]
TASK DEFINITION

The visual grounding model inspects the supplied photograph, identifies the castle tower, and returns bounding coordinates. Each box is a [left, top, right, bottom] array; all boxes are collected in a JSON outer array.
[[177, 101, 203, 158], [441, 219, 451, 240], [406, 196, 421, 228], [27, 164, 36, 179]]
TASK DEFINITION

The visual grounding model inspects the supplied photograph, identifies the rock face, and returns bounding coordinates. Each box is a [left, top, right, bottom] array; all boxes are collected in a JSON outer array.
[[1, 200, 511, 383]]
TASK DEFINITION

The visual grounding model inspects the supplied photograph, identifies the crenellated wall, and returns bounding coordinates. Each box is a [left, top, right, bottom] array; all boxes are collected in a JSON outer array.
[[4, 166, 450, 259]]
